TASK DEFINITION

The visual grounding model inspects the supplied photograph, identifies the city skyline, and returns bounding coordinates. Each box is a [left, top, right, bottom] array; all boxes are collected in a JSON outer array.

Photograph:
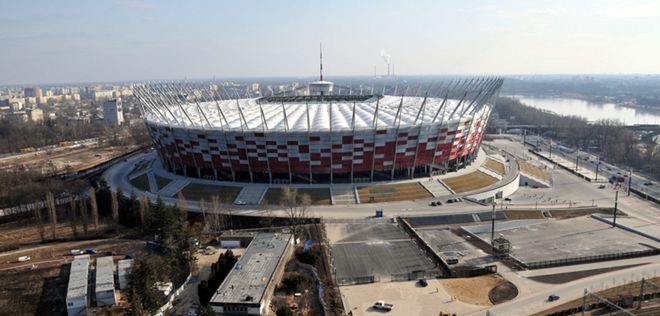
[[2, 0, 660, 85]]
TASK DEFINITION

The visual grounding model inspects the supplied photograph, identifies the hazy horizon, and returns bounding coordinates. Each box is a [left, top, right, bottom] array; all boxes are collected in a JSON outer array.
[[2, 0, 660, 85]]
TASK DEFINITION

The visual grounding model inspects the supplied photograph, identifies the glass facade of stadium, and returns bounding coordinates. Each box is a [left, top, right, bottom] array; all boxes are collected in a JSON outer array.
[[145, 111, 489, 184]]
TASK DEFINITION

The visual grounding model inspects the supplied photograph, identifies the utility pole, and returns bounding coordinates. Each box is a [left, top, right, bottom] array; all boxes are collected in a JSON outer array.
[[549, 140, 552, 159], [491, 202, 496, 256], [613, 190, 618, 228], [575, 148, 580, 172], [638, 278, 645, 310], [522, 129, 526, 147], [595, 158, 599, 182]]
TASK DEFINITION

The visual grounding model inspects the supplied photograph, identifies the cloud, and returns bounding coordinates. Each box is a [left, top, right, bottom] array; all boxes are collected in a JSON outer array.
[[599, 2, 660, 18], [114, 0, 155, 11]]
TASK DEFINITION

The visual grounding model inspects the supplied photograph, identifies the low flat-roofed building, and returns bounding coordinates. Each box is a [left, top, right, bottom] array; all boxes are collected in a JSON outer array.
[[66, 255, 90, 316], [210, 233, 293, 315], [117, 259, 133, 290], [95, 256, 116, 306]]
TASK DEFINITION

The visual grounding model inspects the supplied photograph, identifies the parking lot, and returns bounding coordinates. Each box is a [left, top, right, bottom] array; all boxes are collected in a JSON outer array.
[[326, 222, 436, 283], [464, 216, 660, 267]]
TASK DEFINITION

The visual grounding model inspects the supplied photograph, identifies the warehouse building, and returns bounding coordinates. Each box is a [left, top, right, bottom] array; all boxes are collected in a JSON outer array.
[[210, 233, 293, 315], [95, 256, 116, 306], [117, 258, 133, 290], [66, 255, 90, 316]]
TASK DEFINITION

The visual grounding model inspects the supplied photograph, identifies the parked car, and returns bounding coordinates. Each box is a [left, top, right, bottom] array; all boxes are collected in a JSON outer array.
[[504, 197, 512, 202], [430, 201, 437, 207], [548, 294, 560, 302], [598, 184, 606, 189], [417, 279, 428, 287], [85, 248, 97, 254], [17, 256, 31, 262], [234, 200, 246, 205], [373, 301, 394, 311], [70, 249, 83, 255], [644, 182, 653, 186]]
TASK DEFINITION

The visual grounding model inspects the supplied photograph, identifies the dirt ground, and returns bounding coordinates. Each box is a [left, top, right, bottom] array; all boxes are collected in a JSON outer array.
[[340, 279, 486, 316], [440, 274, 507, 305], [0, 144, 138, 174], [0, 219, 112, 248], [0, 238, 147, 316]]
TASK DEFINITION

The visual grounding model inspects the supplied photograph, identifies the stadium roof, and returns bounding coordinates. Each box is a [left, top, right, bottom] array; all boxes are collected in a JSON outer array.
[[136, 78, 503, 132], [142, 95, 490, 132]]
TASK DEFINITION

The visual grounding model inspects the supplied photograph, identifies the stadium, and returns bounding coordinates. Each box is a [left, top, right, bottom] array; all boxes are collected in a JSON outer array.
[[134, 78, 503, 184]]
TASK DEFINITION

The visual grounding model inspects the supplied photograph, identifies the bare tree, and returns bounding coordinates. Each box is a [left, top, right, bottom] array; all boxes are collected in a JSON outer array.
[[199, 198, 210, 234], [69, 197, 78, 238], [80, 196, 89, 235], [89, 187, 99, 234], [281, 188, 311, 241], [110, 190, 119, 232], [33, 203, 45, 242], [177, 192, 187, 226], [46, 191, 57, 240], [139, 195, 149, 231], [209, 195, 225, 233]]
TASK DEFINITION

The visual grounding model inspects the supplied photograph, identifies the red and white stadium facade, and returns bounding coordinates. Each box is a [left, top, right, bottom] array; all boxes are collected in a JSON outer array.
[[135, 78, 503, 184]]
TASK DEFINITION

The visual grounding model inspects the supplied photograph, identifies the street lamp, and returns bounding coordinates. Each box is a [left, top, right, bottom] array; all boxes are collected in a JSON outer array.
[[613, 189, 619, 228], [491, 202, 496, 256]]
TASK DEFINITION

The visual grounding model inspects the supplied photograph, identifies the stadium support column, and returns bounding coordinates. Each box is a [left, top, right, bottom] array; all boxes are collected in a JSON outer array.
[[281, 102, 292, 184], [236, 100, 253, 183], [370, 98, 380, 182], [411, 94, 428, 179], [329, 101, 334, 184], [258, 103, 273, 184], [350, 102, 357, 183], [306, 102, 313, 184], [210, 90, 236, 181], [390, 96, 405, 181]]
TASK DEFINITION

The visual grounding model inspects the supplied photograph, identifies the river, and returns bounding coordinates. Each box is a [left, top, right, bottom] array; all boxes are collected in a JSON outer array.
[[505, 95, 660, 125]]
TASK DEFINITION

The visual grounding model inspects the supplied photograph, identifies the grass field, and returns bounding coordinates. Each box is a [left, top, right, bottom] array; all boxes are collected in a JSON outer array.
[[484, 158, 505, 175], [129, 174, 150, 192], [357, 182, 432, 203], [261, 188, 332, 205], [179, 183, 242, 203], [503, 210, 546, 220], [442, 171, 499, 193], [519, 161, 551, 183]]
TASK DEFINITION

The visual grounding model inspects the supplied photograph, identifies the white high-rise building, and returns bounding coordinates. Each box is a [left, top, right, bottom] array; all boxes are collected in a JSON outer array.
[[103, 98, 124, 126]]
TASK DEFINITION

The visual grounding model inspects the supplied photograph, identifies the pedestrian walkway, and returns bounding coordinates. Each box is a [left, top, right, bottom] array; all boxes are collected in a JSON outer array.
[[234, 185, 268, 205], [158, 178, 191, 197], [147, 171, 158, 193], [420, 179, 453, 197], [332, 184, 357, 205]]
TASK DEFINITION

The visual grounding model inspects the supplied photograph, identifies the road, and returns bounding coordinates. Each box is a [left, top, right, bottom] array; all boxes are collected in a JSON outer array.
[[525, 135, 660, 201], [467, 260, 660, 316]]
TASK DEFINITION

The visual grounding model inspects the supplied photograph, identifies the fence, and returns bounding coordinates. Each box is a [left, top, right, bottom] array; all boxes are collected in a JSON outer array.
[[336, 275, 378, 286], [521, 249, 660, 270], [390, 270, 442, 282], [153, 273, 192, 316]]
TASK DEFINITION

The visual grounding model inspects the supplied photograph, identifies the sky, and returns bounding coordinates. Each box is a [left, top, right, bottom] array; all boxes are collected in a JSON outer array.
[[1, 0, 660, 85]]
